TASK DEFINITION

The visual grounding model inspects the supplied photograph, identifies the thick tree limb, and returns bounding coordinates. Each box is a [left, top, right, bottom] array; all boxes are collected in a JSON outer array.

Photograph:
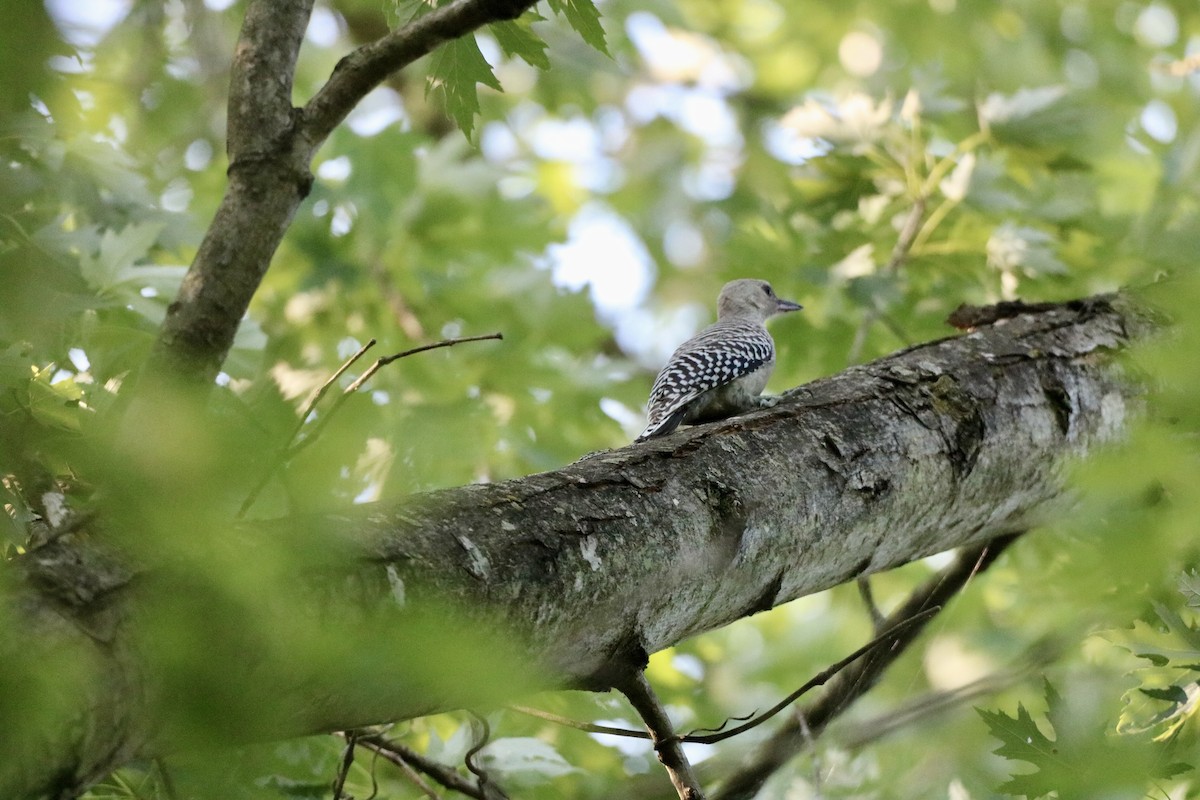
[[340, 296, 1132, 693], [3, 297, 1138, 797]]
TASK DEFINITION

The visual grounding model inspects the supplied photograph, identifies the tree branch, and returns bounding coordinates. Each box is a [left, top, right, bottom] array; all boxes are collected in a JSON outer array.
[[354, 732, 496, 800], [511, 608, 937, 746], [682, 609, 939, 745], [301, 0, 537, 145], [143, 0, 532, 391], [711, 534, 1021, 800], [4, 297, 1138, 796], [835, 639, 1058, 751], [140, 0, 318, 390], [618, 671, 706, 800], [227, 0, 313, 160]]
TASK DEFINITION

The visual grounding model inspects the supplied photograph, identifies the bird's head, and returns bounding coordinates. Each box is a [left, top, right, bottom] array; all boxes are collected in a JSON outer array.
[[716, 279, 803, 323]]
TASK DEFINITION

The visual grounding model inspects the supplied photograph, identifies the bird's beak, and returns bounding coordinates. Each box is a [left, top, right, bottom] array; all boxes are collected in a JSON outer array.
[[776, 298, 803, 313]]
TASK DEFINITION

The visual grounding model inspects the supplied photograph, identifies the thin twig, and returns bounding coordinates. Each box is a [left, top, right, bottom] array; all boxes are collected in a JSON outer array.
[[299, 339, 378, 432], [364, 745, 384, 800], [683, 608, 938, 745], [345, 333, 503, 394], [236, 339, 376, 518], [617, 670, 706, 800], [362, 739, 437, 799], [712, 533, 1023, 800], [353, 732, 486, 800], [837, 640, 1057, 751], [509, 608, 936, 747], [332, 731, 357, 799], [236, 332, 500, 517], [465, 711, 508, 800], [290, 333, 503, 462], [856, 576, 886, 632], [508, 705, 650, 738]]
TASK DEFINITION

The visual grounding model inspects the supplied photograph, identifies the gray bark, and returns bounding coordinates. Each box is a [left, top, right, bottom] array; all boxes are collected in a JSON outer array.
[[3, 296, 1137, 798]]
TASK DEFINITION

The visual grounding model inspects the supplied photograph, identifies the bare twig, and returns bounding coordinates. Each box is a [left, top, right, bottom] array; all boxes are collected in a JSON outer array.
[[712, 533, 1023, 800], [617, 671, 706, 800], [298, 339, 378, 432], [509, 705, 650, 738], [837, 639, 1058, 751], [361, 738, 435, 800], [465, 711, 508, 800], [345, 333, 503, 394], [236, 333, 500, 517], [236, 339, 376, 518], [353, 732, 485, 800], [509, 608, 936, 748], [855, 575, 886, 632], [681, 608, 938, 746], [332, 731, 357, 799], [290, 332, 503, 461], [361, 744, 384, 800]]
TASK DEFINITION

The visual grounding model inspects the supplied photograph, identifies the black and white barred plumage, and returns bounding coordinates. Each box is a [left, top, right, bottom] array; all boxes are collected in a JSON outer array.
[[637, 279, 802, 442]]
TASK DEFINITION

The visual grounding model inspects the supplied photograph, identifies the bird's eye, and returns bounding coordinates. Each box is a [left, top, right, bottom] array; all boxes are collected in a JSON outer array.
[[762, 285, 773, 296]]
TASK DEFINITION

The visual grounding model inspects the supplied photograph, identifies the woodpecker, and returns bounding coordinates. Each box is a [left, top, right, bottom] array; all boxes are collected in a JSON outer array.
[[636, 279, 802, 442]]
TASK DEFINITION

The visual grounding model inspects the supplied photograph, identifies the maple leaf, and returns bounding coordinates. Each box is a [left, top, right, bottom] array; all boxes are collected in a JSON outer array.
[[978, 678, 1192, 798], [546, 0, 609, 56], [490, 15, 550, 70], [427, 35, 502, 138]]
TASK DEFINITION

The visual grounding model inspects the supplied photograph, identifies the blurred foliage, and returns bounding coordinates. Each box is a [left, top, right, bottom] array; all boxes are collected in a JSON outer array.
[[1, 0, 1199, 797]]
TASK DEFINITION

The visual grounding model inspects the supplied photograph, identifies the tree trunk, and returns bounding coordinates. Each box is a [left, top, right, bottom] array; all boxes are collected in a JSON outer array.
[[3, 296, 1137, 798]]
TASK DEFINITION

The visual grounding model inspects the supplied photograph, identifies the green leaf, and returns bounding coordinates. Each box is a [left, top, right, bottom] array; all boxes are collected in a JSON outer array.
[[976, 680, 1072, 799], [1152, 599, 1200, 652], [979, 678, 1193, 797], [1138, 685, 1188, 704], [385, 0, 429, 29], [979, 86, 1067, 126], [427, 35, 502, 137], [479, 737, 580, 783], [978, 86, 1084, 148], [78, 222, 166, 292], [546, 0, 609, 55], [976, 702, 1059, 766], [1179, 571, 1200, 608], [490, 18, 550, 70], [26, 365, 87, 432]]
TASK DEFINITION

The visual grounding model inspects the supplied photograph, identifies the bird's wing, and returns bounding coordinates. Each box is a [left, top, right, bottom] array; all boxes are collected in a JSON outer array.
[[637, 323, 774, 440]]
